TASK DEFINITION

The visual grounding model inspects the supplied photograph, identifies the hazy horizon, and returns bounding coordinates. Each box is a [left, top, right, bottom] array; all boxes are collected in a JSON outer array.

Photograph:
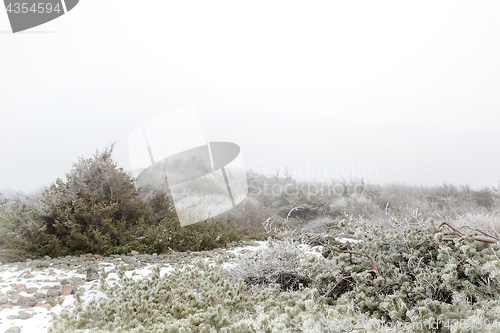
[[1, 1, 499, 193]]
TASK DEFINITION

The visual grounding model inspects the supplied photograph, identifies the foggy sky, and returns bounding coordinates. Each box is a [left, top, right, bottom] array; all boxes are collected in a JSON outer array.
[[1, 0, 500, 194]]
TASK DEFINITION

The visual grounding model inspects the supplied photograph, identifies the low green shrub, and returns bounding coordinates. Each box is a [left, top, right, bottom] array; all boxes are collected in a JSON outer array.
[[48, 224, 500, 332], [0, 194, 47, 254], [0, 144, 241, 258], [299, 221, 500, 332]]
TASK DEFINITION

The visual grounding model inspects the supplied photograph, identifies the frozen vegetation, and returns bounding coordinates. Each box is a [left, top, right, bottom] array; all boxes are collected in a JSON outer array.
[[1, 144, 500, 332]]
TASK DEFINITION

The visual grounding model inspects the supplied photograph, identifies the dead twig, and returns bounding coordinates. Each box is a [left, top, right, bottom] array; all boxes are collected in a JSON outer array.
[[458, 226, 499, 241], [438, 220, 497, 244], [326, 244, 380, 276], [438, 221, 464, 237]]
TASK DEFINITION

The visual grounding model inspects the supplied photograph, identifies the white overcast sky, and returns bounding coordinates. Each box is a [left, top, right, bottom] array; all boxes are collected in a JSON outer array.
[[1, 0, 500, 193]]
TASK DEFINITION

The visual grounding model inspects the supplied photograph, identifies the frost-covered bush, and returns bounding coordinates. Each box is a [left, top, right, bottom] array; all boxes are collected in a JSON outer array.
[[48, 222, 500, 332], [217, 196, 271, 240], [38, 143, 152, 255], [227, 239, 310, 293], [329, 194, 382, 219], [1, 144, 241, 257], [452, 212, 500, 240], [0, 192, 48, 255], [49, 262, 341, 333], [301, 221, 500, 332], [301, 216, 332, 234]]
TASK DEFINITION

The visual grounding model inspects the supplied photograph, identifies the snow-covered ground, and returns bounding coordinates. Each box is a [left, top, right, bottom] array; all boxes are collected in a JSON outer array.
[[0, 238, 359, 332]]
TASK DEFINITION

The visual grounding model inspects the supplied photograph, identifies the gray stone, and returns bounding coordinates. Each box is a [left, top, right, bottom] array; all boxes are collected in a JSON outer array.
[[34, 292, 45, 300], [17, 296, 30, 307], [130, 250, 139, 256], [120, 255, 131, 262], [60, 278, 74, 286], [46, 288, 60, 297], [0, 296, 8, 304], [29, 260, 40, 268], [4, 326, 21, 333], [17, 311, 34, 319], [39, 260, 50, 267], [27, 287, 37, 294], [72, 278, 84, 286]]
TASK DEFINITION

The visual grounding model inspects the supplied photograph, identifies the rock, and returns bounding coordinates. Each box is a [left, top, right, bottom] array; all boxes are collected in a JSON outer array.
[[72, 278, 84, 286], [46, 288, 60, 297], [15, 284, 26, 290], [4, 326, 21, 333], [27, 287, 38, 294], [16, 311, 33, 319], [10, 294, 21, 300], [17, 296, 30, 307], [34, 293, 45, 300], [131, 250, 139, 256], [39, 260, 50, 268], [37, 303, 51, 308], [29, 260, 40, 268], [60, 278, 74, 286], [83, 256, 94, 262], [0, 296, 8, 304], [94, 254, 102, 259], [86, 267, 99, 281], [60, 285, 74, 295]]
